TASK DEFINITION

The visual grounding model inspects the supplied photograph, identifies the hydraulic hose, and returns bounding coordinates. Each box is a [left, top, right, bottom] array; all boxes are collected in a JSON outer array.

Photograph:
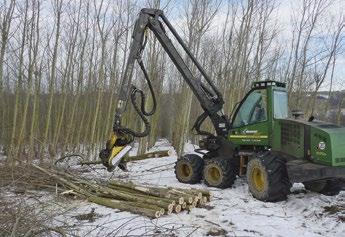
[[115, 58, 157, 139]]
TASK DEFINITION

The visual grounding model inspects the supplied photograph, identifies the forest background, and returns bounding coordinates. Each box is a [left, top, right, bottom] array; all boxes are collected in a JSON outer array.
[[1, 0, 345, 162]]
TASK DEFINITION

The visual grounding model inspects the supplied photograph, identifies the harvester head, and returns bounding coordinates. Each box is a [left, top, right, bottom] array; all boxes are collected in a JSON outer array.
[[99, 134, 132, 171]]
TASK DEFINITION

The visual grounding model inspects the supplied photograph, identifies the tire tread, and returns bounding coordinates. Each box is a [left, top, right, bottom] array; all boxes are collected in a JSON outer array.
[[203, 157, 238, 189], [174, 154, 204, 184]]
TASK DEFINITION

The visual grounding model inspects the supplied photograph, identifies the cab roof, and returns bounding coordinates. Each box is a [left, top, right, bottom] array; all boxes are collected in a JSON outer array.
[[252, 80, 286, 89]]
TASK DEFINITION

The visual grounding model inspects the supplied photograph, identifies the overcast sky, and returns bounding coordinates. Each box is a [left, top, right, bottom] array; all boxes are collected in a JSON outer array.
[[134, 0, 345, 91], [36, 0, 345, 91]]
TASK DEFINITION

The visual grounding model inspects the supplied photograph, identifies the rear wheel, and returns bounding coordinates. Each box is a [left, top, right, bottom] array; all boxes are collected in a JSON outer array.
[[247, 152, 291, 202], [303, 179, 344, 196], [175, 154, 204, 184], [203, 157, 238, 188]]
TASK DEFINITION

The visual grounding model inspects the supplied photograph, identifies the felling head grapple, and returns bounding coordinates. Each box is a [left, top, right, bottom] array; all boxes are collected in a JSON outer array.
[[99, 134, 132, 171]]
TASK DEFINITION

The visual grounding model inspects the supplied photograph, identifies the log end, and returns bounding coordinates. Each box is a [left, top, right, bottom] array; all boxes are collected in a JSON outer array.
[[174, 204, 182, 213], [197, 192, 202, 199], [188, 197, 194, 204], [160, 208, 165, 215], [155, 211, 161, 218], [168, 203, 174, 212]]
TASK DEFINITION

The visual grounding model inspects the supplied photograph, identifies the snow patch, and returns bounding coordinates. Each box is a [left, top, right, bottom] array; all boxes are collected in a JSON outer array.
[[4, 139, 344, 236]]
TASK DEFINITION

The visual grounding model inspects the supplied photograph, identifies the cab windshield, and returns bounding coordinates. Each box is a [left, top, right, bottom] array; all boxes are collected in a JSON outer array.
[[232, 89, 268, 128]]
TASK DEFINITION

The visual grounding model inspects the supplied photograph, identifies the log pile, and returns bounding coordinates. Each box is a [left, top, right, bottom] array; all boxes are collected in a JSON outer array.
[[32, 165, 212, 218]]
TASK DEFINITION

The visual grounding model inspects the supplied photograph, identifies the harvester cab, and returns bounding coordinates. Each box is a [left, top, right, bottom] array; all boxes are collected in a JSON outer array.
[[228, 80, 345, 172], [229, 80, 287, 148]]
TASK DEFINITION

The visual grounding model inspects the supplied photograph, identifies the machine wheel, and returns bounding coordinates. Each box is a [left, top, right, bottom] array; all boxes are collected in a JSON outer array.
[[247, 152, 291, 202], [203, 157, 238, 188], [303, 179, 345, 196], [203, 150, 219, 160], [175, 154, 204, 184]]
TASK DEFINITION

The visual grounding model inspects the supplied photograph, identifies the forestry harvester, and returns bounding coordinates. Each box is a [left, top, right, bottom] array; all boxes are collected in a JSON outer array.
[[99, 8, 345, 202]]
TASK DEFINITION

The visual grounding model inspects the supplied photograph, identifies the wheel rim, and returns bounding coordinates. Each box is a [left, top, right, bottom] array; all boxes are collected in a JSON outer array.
[[179, 163, 192, 178], [207, 166, 221, 184], [251, 166, 265, 192]]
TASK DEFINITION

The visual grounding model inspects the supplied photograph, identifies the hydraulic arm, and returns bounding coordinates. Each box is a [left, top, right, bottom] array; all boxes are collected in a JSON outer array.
[[99, 8, 231, 170]]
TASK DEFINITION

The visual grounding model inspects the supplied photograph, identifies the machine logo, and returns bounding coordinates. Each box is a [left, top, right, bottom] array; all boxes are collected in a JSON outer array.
[[318, 141, 326, 150], [242, 129, 258, 135]]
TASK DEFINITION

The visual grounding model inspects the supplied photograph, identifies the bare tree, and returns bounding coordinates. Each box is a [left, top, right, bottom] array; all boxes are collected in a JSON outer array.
[[42, 0, 63, 157], [0, 0, 344, 163]]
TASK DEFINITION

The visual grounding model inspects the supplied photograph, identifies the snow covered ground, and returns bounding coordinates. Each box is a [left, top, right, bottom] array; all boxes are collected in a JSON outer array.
[[2, 139, 343, 236], [47, 139, 344, 237]]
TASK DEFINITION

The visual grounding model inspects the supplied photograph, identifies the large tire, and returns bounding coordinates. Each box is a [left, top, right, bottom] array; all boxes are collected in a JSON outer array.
[[247, 152, 291, 202], [203, 150, 219, 160], [304, 178, 345, 196], [175, 154, 204, 184], [203, 157, 238, 189]]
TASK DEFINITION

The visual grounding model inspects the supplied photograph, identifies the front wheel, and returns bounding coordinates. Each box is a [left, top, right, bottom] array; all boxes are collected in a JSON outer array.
[[246, 152, 291, 202], [175, 154, 204, 184]]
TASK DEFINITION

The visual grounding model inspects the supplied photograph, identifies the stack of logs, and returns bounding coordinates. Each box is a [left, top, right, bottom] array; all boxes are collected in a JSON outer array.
[[33, 165, 212, 218]]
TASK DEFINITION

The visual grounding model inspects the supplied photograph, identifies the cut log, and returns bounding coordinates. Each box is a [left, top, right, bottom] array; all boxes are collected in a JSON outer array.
[[108, 180, 172, 199], [109, 181, 196, 206], [76, 150, 171, 166], [88, 196, 161, 218], [167, 191, 193, 204], [171, 187, 209, 199], [123, 150, 171, 162], [85, 184, 174, 210], [174, 204, 182, 213], [166, 195, 184, 205], [127, 201, 165, 216], [177, 197, 184, 205], [168, 203, 174, 212]]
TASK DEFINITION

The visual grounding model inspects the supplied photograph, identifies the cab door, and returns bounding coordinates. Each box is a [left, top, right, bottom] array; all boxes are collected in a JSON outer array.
[[229, 88, 271, 146]]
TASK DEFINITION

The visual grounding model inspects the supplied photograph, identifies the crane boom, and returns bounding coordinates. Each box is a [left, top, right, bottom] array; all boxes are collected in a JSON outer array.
[[100, 8, 232, 171]]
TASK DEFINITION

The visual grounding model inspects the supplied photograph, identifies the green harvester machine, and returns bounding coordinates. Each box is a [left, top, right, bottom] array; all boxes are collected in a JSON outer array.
[[176, 80, 345, 201], [99, 9, 345, 202]]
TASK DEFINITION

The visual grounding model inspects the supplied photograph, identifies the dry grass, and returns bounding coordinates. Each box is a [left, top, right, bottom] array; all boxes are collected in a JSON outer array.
[[0, 192, 73, 236], [0, 162, 80, 236]]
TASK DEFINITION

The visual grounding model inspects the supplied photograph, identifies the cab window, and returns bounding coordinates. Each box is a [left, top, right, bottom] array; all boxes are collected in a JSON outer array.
[[273, 90, 288, 119], [233, 89, 267, 128]]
